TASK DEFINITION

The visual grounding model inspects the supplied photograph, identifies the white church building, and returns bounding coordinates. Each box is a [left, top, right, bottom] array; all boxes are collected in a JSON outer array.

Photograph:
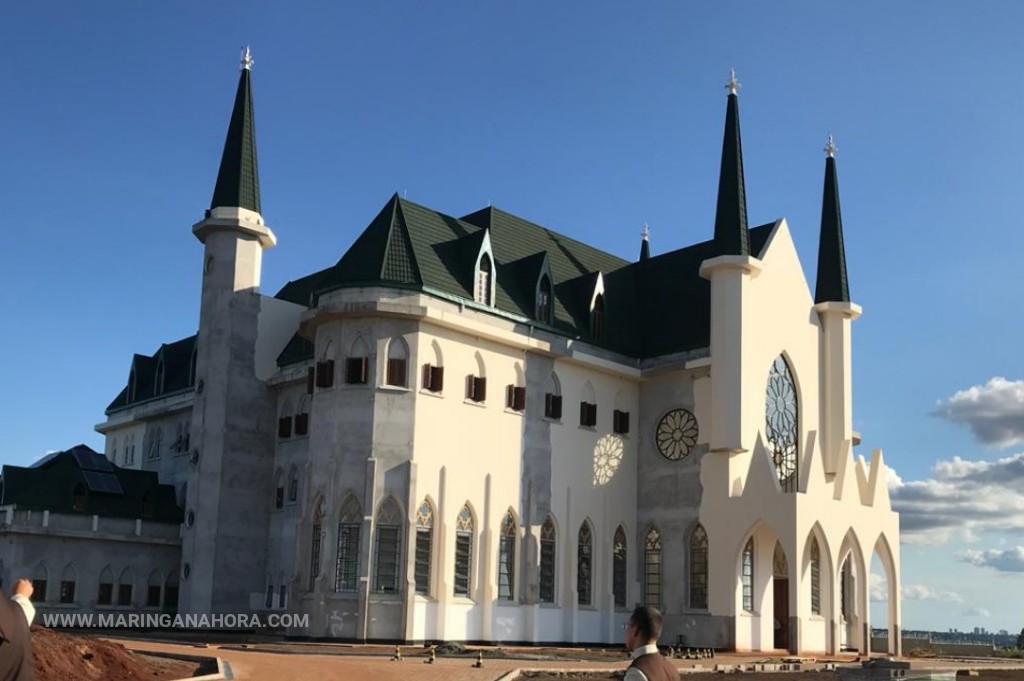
[[90, 56, 901, 653]]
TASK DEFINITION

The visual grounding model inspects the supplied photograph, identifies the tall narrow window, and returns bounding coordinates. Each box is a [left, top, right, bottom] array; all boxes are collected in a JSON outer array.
[[335, 496, 362, 593], [498, 511, 516, 601], [577, 522, 593, 606], [544, 373, 562, 420], [644, 527, 661, 608], [840, 559, 851, 620], [309, 501, 324, 590], [265, 583, 274, 608], [32, 564, 48, 603], [476, 255, 492, 305], [539, 516, 556, 603], [117, 568, 133, 606], [163, 574, 178, 612], [765, 355, 799, 492], [147, 570, 162, 608], [810, 538, 822, 615], [59, 564, 76, 604], [466, 374, 487, 402], [591, 293, 605, 340], [274, 470, 284, 510], [374, 498, 402, 593], [454, 505, 474, 597], [689, 524, 709, 609], [742, 538, 755, 612], [288, 467, 299, 503], [613, 525, 627, 608], [278, 584, 287, 608], [294, 397, 309, 436], [414, 500, 433, 595], [97, 567, 113, 606], [148, 427, 163, 460], [537, 275, 552, 323], [385, 338, 409, 388]]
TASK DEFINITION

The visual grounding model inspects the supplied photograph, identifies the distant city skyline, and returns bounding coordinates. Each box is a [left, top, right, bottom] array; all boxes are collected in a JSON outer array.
[[3, 1, 1023, 631]]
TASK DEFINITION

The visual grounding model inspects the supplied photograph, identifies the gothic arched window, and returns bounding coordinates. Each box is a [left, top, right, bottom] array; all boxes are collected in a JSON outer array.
[[385, 337, 409, 388], [537, 275, 552, 323], [766, 355, 799, 492], [612, 525, 627, 608], [374, 498, 402, 593], [414, 500, 433, 595], [539, 515, 556, 603], [335, 495, 361, 593], [644, 527, 661, 608], [591, 294, 605, 340], [810, 538, 822, 615], [741, 538, 755, 612], [498, 511, 516, 601], [577, 522, 593, 606], [454, 505, 475, 597], [689, 524, 709, 609], [476, 255, 492, 306]]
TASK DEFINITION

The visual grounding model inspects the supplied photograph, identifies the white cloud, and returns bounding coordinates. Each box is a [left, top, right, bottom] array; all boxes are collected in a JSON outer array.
[[900, 584, 964, 603], [963, 606, 991, 618], [870, 573, 887, 602], [888, 453, 1024, 544], [959, 547, 1024, 573], [934, 377, 1024, 447]]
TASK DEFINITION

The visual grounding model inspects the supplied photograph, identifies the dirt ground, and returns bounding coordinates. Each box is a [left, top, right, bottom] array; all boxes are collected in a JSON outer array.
[[521, 673, 1024, 681], [31, 626, 200, 681]]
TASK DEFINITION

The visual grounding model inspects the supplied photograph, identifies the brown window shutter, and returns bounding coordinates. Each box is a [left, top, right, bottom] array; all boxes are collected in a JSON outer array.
[[552, 395, 563, 419], [477, 377, 487, 402], [306, 367, 315, 394], [314, 362, 324, 388], [278, 416, 292, 439], [387, 358, 407, 387], [589, 403, 598, 427], [359, 357, 368, 383], [580, 402, 587, 426], [422, 363, 432, 390], [514, 386, 527, 411], [544, 393, 554, 417], [325, 359, 335, 387], [431, 366, 444, 392], [506, 384, 515, 409], [295, 413, 309, 435], [466, 374, 474, 400]]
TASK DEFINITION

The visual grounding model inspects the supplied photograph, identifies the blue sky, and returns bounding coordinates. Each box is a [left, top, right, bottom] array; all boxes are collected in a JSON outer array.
[[2, 2, 1023, 633]]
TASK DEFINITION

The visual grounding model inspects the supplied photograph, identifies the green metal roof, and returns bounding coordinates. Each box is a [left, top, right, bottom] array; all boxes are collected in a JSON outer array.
[[106, 335, 195, 413], [815, 155, 850, 304], [712, 92, 750, 257], [210, 69, 261, 213], [0, 445, 182, 523]]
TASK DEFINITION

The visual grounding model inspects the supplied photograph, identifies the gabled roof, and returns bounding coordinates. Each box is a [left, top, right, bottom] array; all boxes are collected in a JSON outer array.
[[283, 194, 780, 359], [0, 445, 182, 523], [276, 332, 315, 368], [106, 335, 196, 413]]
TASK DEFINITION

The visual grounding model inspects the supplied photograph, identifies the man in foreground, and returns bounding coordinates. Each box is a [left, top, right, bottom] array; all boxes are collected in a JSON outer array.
[[624, 605, 678, 681], [0, 579, 36, 681]]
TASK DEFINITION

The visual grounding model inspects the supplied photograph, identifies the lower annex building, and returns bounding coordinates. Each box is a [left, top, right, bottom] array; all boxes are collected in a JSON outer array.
[[2, 57, 901, 654]]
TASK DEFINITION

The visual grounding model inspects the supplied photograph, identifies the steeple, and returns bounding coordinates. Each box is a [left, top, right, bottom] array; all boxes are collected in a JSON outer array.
[[712, 68, 750, 256], [210, 46, 261, 214], [815, 134, 850, 303], [639, 223, 651, 261]]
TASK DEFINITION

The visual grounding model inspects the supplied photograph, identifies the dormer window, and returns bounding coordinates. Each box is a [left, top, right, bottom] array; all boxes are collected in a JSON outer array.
[[155, 359, 165, 394], [537, 275, 552, 323], [476, 255, 493, 305], [591, 293, 606, 340]]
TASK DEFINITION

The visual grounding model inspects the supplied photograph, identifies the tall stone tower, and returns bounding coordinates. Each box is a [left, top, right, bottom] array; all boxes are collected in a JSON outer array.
[[179, 48, 278, 614]]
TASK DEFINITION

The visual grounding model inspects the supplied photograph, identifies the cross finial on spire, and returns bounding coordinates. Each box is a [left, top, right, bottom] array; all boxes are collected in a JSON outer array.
[[240, 45, 254, 71], [726, 68, 740, 96], [824, 132, 837, 158], [641, 223, 650, 241]]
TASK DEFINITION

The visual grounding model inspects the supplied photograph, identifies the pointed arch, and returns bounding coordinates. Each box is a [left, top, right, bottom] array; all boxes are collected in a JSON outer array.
[[765, 353, 800, 492], [309, 494, 326, 590], [644, 525, 662, 608], [837, 527, 868, 652], [612, 524, 628, 608], [498, 508, 518, 601], [335, 492, 362, 593], [385, 337, 409, 387], [429, 339, 444, 367], [146, 569, 162, 607], [741, 537, 755, 612], [689, 523, 709, 609], [473, 351, 486, 378], [374, 496, 403, 593], [537, 273, 553, 323], [802, 523, 834, 619], [98, 565, 114, 605], [349, 333, 370, 360], [414, 497, 435, 595], [320, 337, 334, 361], [545, 372, 563, 420], [872, 532, 900, 654], [31, 562, 48, 603], [345, 334, 370, 385], [288, 465, 299, 503], [117, 567, 134, 606], [273, 468, 285, 509], [539, 514, 557, 603], [454, 502, 476, 597], [474, 236, 495, 306], [59, 563, 77, 604], [577, 519, 594, 606]]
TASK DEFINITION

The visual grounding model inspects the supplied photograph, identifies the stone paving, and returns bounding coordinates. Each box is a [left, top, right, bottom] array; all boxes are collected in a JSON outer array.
[[117, 639, 870, 681]]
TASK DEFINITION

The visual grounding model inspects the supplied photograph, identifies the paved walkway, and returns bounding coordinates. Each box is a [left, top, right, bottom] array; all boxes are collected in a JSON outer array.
[[118, 639, 867, 681]]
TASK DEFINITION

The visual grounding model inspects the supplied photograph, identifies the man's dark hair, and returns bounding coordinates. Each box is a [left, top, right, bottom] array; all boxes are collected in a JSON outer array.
[[629, 605, 663, 642]]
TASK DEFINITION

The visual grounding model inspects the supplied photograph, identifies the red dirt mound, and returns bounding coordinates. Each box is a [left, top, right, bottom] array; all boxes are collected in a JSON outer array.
[[30, 626, 198, 681]]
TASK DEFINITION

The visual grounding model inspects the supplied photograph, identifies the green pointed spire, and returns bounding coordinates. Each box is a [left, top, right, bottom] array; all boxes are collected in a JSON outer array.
[[815, 135, 850, 304], [712, 69, 750, 256], [211, 48, 261, 214], [639, 224, 651, 261]]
